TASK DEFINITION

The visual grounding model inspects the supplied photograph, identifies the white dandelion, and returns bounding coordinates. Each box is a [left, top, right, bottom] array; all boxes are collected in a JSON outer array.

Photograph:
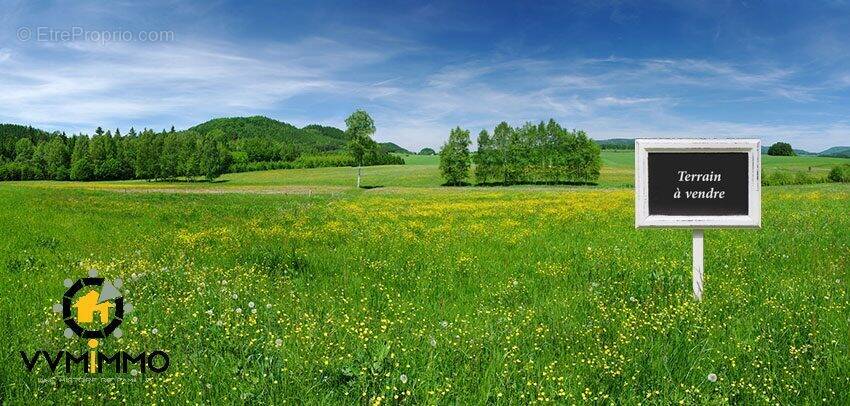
[[399, 374, 408, 384], [707, 373, 717, 382]]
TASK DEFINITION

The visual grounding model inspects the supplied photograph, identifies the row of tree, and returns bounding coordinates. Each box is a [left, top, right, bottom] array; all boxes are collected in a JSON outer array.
[[0, 110, 404, 183], [0, 127, 231, 181], [440, 120, 601, 186]]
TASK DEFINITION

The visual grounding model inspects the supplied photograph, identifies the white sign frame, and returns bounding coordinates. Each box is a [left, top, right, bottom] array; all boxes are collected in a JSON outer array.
[[635, 138, 761, 229]]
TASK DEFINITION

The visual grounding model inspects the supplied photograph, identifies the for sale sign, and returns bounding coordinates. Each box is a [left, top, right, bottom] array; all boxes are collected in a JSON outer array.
[[635, 139, 761, 228]]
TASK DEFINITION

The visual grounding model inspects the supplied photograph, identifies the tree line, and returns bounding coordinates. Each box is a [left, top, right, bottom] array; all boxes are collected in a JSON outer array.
[[0, 127, 230, 181], [439, 119, 601, 186], [0, 111, 404, 182]]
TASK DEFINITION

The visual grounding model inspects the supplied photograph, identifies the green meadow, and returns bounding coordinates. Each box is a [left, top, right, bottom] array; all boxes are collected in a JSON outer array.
[[1, 152, 848, 404]]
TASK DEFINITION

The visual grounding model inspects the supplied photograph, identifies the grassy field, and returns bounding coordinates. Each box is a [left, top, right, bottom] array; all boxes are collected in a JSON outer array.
[[1, 153, 848, 404]]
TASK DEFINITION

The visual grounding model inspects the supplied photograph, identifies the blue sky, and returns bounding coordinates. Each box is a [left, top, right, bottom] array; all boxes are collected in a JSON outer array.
[[1, 1, 849, 151]]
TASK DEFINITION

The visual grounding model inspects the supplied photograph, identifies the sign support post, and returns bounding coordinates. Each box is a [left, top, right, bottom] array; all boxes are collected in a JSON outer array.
[[692, 229, 703, 301]]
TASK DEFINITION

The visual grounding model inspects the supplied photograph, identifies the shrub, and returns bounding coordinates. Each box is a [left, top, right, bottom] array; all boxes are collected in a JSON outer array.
[[828, 165, 850, 182], [762, 170, 829, 186]]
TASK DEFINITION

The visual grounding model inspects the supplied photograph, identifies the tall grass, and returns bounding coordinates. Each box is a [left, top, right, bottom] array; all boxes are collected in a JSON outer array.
[[0, 183, 848, 403]]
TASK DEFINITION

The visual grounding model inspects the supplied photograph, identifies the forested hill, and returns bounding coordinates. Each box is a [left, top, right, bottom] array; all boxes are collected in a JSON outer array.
[[378, 142, 413, 154], [0, 124, 56, 159], [189, 116, 348, 152], [190, 116, 412, 154]]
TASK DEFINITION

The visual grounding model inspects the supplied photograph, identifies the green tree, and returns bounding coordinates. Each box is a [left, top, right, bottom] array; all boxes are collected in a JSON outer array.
[[30, 142, 47, 179], [200, 129, 227, 181], [344, 110, 376, 188], [70, 136, 93, 181], [474, 130, 494, 184], [419, 148, 436, 155], [179, 131, 201, 180], [135, 129, 159, 180], [767, 142, 795, 156], [89, 130, 120, 180], [118, 134, 137, 179], [14, 138, 34, 162], [492, 122, 512, 183], [439, 127, 471, 186], [43, 137, 70, 180], [160, 132, 180, 180], [572, 130, 601, 183]]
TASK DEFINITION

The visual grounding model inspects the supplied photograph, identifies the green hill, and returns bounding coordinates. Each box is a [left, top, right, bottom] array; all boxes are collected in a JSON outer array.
[[190, 116, 414, 156], [819, 146, 850, 158], [189, 116, 347, 152], [379, 142, 413, 154]]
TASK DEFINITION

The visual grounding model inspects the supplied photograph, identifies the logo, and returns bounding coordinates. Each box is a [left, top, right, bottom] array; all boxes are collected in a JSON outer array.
[[58, 269, 129, 341], [21, 269, 169, 375]]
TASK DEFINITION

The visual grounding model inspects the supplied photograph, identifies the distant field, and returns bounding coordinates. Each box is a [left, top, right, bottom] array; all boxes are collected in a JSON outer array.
[[225, 151, 847, 189], [24, 150, 840, 192]]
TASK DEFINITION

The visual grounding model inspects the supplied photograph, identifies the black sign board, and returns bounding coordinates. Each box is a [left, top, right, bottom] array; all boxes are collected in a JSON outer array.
[[647, 152, 748, 216], [635, 139, 761, 228]]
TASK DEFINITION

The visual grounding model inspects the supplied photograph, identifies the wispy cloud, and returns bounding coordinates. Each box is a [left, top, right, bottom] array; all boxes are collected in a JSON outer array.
[[0, 36, 403, 132]]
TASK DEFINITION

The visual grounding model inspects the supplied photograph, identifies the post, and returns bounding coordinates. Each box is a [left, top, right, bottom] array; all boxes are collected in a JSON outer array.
[[357, 166, 361, 188], [692, 229, 704, 301]]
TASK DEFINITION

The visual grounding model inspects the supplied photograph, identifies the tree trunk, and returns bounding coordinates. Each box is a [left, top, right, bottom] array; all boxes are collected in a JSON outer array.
[[357, 165, 361, 188]]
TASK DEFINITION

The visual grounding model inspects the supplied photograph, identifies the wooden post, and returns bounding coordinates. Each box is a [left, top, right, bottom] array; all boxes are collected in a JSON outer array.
[[692, 229, 704, 301], [357, 166, 361, 188]]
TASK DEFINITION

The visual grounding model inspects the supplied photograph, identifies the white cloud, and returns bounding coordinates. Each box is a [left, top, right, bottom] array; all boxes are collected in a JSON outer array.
[[0, 25, 846, 151], [367, 57, 848, 151], [0, 36, 401, 133]]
